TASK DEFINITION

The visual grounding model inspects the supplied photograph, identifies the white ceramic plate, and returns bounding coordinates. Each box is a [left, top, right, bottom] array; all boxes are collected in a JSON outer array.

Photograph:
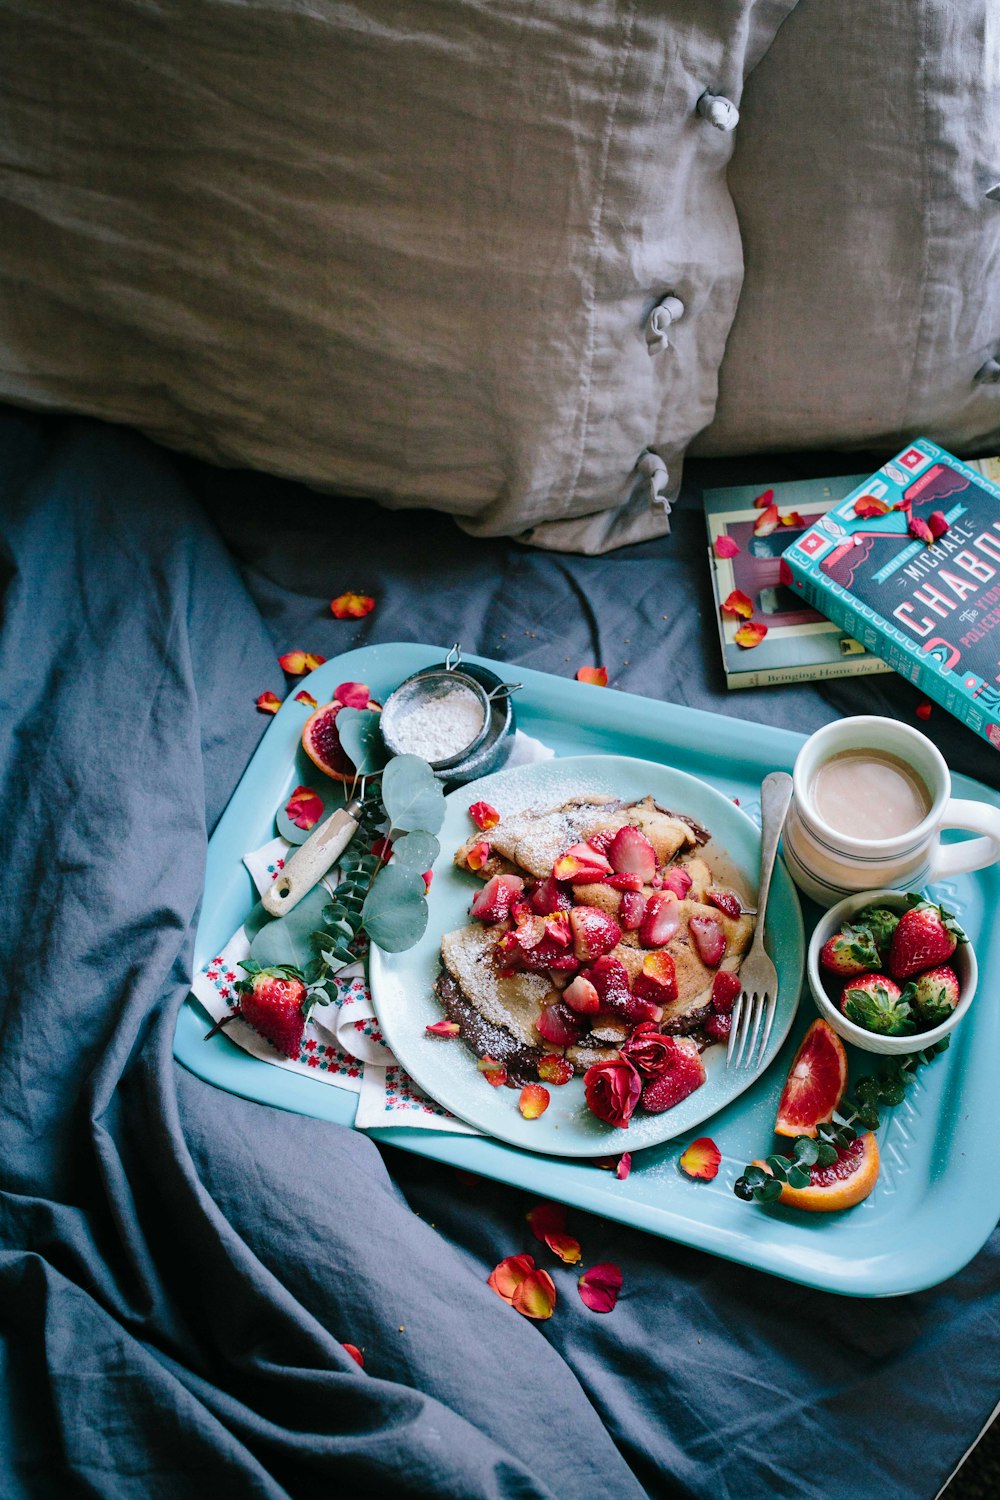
[[368, 755, 804, 1156]]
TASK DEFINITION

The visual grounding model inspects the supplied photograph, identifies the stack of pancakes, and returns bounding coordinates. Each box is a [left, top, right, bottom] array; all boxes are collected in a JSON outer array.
[[435, 794, 755, 1084]]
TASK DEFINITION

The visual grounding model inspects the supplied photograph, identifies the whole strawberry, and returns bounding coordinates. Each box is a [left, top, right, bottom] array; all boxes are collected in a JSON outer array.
[[235, 961, 309, 1058], [853, 904, 900, 964], [902, 965, 960, 1029], [888, 899, 965, 980], [819, 922, 880, 977], [840, 973, 915, 1036]]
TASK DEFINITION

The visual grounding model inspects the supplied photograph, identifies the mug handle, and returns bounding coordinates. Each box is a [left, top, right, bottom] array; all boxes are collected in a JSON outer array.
[[928, 798, 1000, 880]]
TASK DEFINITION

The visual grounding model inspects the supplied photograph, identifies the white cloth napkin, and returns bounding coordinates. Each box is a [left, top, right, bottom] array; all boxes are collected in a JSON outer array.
[[190, 729, 554, 1130]]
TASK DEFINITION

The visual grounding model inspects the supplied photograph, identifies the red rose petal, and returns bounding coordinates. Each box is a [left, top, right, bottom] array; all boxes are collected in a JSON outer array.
[[331, 592, 376, 619], [527, 1202, 567, 1243], [335, 680, 373, 708], [779, 511, 805, 528], [928, 510, 950, 540], [295, 689, 318, 710], [342, 1343, 365, 1367], [753, 488, 774, 509], [720, 589, 754, 620], [371, 837, 393, 861], [519, 1083, 550, 1119], [511, 1268, 557, 1320], [615, 1153, 632, 1181], [469, 800, 501, 830], [285, 785, 324, 831], [916, 701, 932, 720], [753, 504, 780, 537], [488, 1252, 536, 1303], [256, 691, 281, 714], [466, 839, 490, 872], [425, 1019, 460, 1037], [734, 621, 768, 649], [909, 516, 934, 543], [854, 495, 890, 519], [713, 535, 741, 559], [422, 870, 433, 893], [544, 1232, 582, 1265], [577, 666, 609, 687], [578, 1262, 623, 1314], [679, 1136, 722, 1181]]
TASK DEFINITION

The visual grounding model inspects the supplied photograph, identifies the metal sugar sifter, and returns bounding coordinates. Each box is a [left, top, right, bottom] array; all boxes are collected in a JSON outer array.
[[262, 647, 520, 918], [380, 645, 520, 778]]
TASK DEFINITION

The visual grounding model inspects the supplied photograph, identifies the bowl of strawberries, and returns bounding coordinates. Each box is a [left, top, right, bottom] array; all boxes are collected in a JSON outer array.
[[807, 889, 977, 1055]]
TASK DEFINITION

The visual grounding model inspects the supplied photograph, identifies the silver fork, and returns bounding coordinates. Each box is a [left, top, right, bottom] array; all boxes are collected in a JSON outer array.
[[727, 771, 794, 1070]]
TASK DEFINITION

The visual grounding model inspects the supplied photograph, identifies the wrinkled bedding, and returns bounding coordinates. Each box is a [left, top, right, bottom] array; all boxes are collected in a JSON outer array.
[[1, 407, 997, 1498]]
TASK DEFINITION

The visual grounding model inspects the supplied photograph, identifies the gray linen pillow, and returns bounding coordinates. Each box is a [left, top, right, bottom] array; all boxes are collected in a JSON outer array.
[[0, 0, 795, 552], [696, 0, 1000, 462]]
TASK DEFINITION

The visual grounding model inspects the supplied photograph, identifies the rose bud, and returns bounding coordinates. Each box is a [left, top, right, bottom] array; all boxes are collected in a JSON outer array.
[[620, 1022, 676, 1080], [583, 1056, 642, 1129]]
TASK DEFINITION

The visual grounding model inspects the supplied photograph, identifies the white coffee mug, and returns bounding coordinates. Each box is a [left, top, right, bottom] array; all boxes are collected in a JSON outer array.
[[783, 715, 1000, 906]]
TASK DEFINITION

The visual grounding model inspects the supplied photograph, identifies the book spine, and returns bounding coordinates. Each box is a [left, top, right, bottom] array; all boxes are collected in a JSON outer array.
[[785, 549, 999, 749], [725, 655, 894, 690]]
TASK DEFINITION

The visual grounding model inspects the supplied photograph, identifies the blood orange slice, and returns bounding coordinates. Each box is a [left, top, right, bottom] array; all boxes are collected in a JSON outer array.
[[302, 693, 380, 782], [774, 1018, 848, 1139], [754, 1133, 880, 1212]]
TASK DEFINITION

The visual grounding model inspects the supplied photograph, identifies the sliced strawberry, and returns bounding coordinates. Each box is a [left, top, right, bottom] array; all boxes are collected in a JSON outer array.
[[710, 970, 741, 1014], [704, 1013, 732, 1044], [586, 955, 633, 1018], [619, 890, 648, 932], [706, 887, 742, 921], [624, 995, 664, 1025], [586, 829, 618, 856], [689, 914, 725, 967], [470, 873, 524, 923], [563, 974, 602, 1014], [569, 906, 622, 962], [517, 938, 581, 973], [639, 892, 681, 948], [608, 826, 657, 884], [639, 1037, 706, 1113], [536, 1001, 584, 1048], [606, 871, 644, 891], [531, 875, 574, 916], [633, 951, 678, 1005], [515, 915, 548, 951], [660, 867, 693, 900], [510, 898, 535, 926]]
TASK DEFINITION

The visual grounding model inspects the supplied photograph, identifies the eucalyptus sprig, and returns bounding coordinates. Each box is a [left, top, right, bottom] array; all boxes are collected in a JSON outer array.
[[306, 753, 446, 996], [733, 1038, 951, 1204]]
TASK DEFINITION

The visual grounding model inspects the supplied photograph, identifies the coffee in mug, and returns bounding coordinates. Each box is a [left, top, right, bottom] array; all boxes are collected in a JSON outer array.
[[783, 716, 1000, 906]]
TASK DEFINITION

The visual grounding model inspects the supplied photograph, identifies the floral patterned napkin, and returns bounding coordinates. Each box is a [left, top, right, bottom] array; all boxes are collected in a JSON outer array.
[[190, 730, 553, 1132]]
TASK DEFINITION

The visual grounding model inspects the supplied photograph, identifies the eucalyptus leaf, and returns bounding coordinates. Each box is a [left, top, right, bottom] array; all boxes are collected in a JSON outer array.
[[758, 1179, 784, 1204], [814, 1142, 839, 1167], [792, 1137, 819, 1166], [742, 1165, 768, 1189], [249, 887, 333, 971], [390, 831, 440, 871], [380, 754, 446, 835], [765, 1155, 790, 1182], [336, 707, 385, 779], [786, 1166, 811, 1189], [361, 863, 429, 952]]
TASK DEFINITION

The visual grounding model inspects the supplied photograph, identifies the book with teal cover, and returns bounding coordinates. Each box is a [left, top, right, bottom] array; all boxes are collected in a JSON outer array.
[[705, 473, 894, 688], [782, 439, 1000, 750]]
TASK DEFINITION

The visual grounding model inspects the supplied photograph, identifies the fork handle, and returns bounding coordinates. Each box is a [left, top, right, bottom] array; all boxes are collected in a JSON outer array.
[[753, 772, 794, 940]]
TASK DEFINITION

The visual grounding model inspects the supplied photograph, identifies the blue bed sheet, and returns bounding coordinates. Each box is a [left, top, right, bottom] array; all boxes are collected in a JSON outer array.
[[0, 406, 996, 1498]]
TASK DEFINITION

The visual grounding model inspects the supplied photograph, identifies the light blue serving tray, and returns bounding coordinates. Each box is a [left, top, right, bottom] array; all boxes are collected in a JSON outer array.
[[174, 643, 1000, 1297]]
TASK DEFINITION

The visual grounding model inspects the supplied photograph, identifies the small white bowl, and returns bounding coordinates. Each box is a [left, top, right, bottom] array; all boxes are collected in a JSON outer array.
[[807, 888, 978, 1055]]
